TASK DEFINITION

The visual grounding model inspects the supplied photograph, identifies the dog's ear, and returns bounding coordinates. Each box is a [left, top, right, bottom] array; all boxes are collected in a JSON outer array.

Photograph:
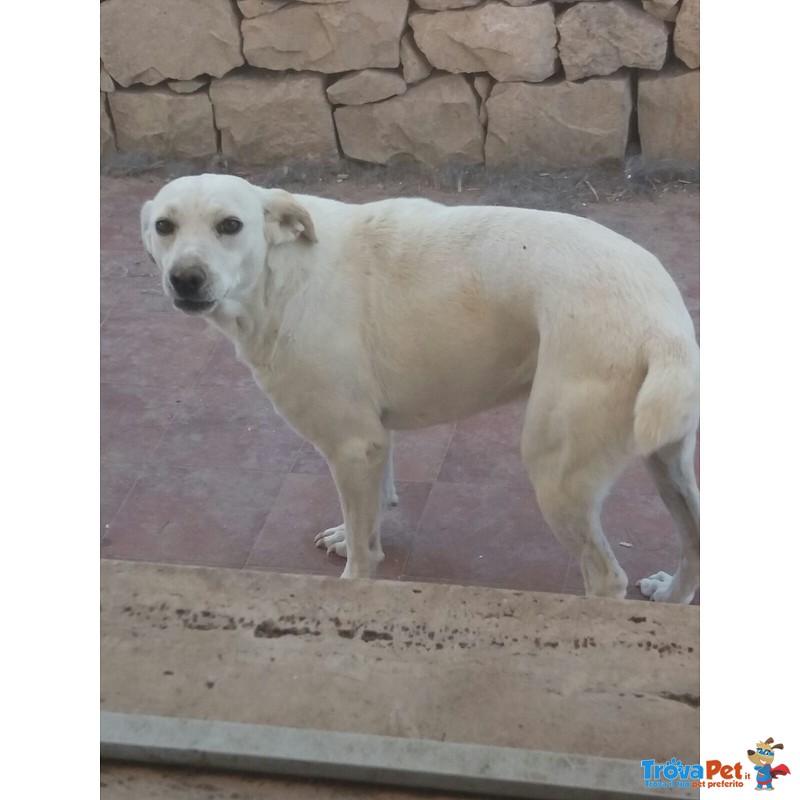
[[259, 188, 317, 245], [140, 200, 156, 263]]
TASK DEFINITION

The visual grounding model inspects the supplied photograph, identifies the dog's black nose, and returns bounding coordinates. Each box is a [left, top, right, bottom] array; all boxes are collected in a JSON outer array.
[[169, 266, 207, 298]]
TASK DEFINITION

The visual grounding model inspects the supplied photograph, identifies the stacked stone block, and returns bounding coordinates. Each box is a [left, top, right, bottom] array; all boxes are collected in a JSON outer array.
[[100, 0, 700, 168]]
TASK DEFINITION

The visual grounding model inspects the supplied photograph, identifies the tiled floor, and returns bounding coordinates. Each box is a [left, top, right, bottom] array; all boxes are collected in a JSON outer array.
[[101, 175, 700, 602]]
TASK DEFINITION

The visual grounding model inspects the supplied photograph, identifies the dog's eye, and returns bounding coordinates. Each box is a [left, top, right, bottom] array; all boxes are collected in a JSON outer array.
[[155, 219, 175, 236], [218, 218, 243, 235]]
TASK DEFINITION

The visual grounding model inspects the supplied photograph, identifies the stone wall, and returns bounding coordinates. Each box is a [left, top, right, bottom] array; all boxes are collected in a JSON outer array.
[[100, 0, 700, 170]]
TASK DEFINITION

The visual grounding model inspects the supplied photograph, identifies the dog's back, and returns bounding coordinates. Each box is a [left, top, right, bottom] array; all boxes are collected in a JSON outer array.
[[281, 197, 697, 434]]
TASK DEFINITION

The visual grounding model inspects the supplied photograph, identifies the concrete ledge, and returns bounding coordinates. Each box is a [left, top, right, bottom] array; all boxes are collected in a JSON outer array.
[[100, 561, 699, 783], [101, 712, 694, 799]]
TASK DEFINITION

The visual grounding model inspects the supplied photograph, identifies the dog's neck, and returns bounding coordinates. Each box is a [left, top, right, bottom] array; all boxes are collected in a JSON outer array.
[[207, 251, 301, 376]]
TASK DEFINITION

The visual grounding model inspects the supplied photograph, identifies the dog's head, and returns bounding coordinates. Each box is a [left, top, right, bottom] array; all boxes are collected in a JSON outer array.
[[747, 738, 783, 766], [140, 174, 316, 315]]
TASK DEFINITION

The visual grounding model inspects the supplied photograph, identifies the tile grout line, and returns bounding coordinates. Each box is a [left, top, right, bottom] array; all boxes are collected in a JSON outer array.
[[430, 422, 458, 486], [101, 326, 229, 550], [385, 479, 431, 581], [395, 422, 457, 581], [101, 461, 146, 544], [193, 338, 303, 572]]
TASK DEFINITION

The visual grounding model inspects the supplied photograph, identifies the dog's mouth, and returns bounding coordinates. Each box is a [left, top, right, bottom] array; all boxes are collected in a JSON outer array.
[[173, 298, 218, 315]]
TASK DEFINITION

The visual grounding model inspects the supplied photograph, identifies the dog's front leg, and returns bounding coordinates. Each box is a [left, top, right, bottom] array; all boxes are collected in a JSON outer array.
[[315, 435, 397, 558], [327, 432, 390, 579]]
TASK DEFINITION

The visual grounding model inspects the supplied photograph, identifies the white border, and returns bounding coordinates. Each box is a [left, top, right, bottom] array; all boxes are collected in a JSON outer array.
[[702, 1, 799, 795], [4, 2, 97, 794]]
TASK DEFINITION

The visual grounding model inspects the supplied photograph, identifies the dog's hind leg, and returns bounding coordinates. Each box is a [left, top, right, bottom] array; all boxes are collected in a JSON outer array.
[[315, 435, 396, 558], [381, 433, 399, 508], [320, 427, 390, 578], [521, 375, 635, 599], [636, 433, 700, 603]]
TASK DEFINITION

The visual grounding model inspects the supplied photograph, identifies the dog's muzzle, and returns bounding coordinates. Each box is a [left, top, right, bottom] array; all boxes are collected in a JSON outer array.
[[168, 265, 216, 314]]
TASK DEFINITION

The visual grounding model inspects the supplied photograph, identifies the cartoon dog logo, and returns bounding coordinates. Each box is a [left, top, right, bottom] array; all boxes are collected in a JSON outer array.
[[747, 738, 791, 790]]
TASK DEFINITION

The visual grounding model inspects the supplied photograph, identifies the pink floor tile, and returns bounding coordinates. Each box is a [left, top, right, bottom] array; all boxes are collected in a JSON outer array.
[[101, 309, 221, 388], [247, 474, 432, 580], [289, 441, 330, 476], [100, 273, 173, 318], [103, 465, 286, 568], [100, 248, 152, 280], [152, 383, 304, 474], [403, 481, 570, 593], [101, 461, 141, 537], [602, 491, 684, 553], [101, 382, 184, 464], [437, 405, 530, 488], [100, 251, 163, 323], [194, 340, 256, 390], [391, 425, 454, 482]]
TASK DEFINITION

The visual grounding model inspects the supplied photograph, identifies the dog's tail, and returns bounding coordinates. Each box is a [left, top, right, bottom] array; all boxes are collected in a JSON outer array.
[[633, 334, 700, 455]]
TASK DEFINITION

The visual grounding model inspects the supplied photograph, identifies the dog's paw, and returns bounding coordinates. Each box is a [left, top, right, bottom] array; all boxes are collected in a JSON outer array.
[[636, 571, 673, 602], [314, 524, 348, 558]]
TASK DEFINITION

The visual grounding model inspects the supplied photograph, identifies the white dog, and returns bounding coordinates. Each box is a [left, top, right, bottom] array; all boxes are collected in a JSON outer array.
[[140, 173, 700, 603]]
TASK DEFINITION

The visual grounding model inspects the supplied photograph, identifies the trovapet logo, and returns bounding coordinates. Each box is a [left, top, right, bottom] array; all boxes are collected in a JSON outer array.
[[640, 758, 743, 790], [641, 737, 791, 791]]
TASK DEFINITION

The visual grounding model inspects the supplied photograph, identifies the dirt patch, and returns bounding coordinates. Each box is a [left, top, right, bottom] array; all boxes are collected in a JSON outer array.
[[101, 151, 698, 215]]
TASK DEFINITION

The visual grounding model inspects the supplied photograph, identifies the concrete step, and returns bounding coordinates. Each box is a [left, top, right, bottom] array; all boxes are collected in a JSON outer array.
[[100, 560, 699, 798]]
